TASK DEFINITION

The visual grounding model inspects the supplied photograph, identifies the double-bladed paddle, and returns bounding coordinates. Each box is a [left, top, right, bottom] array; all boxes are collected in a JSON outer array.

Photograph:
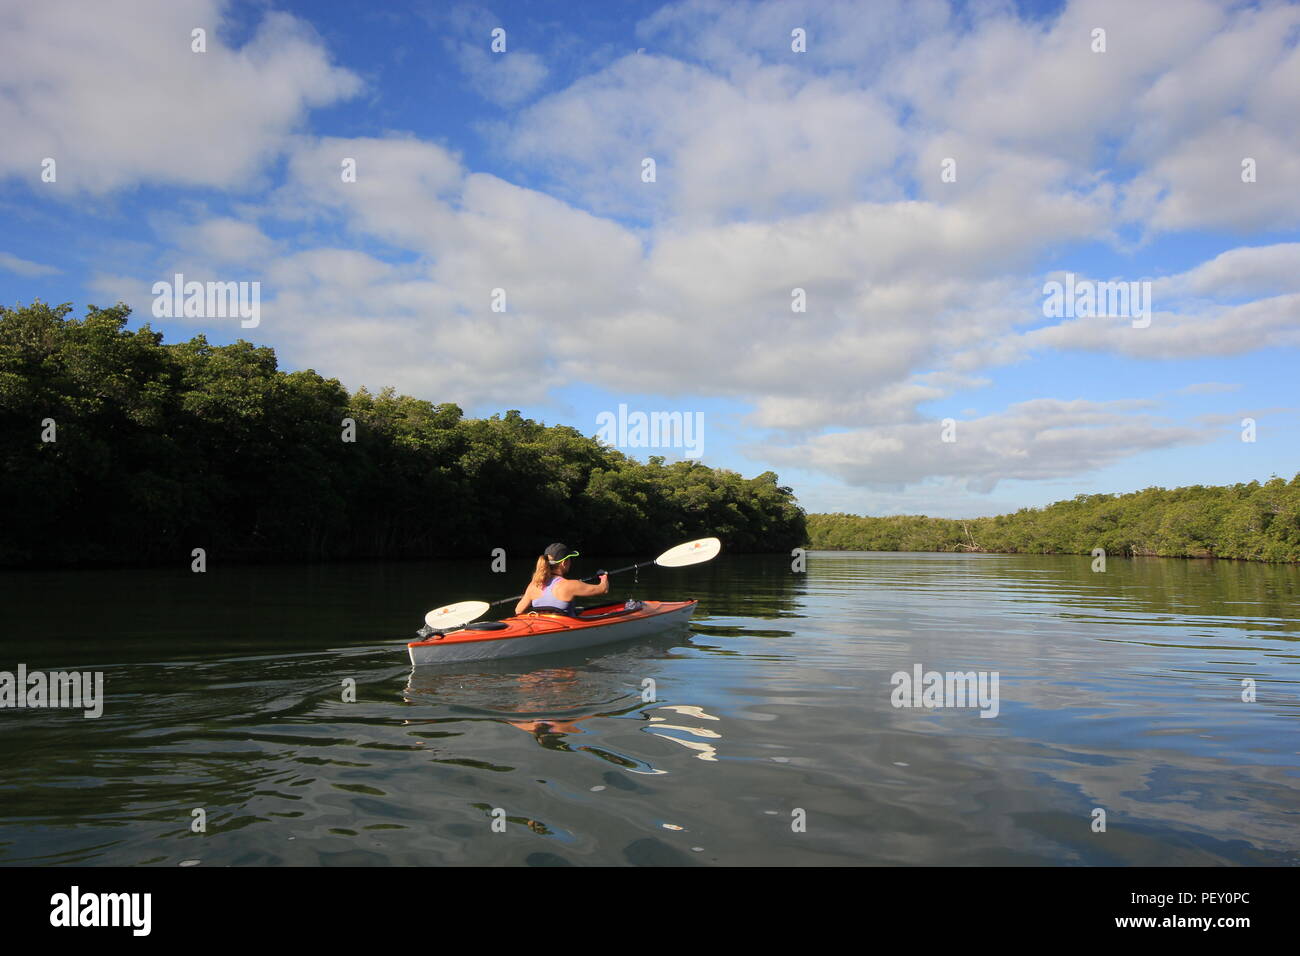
[[421, 537, 722, 630]]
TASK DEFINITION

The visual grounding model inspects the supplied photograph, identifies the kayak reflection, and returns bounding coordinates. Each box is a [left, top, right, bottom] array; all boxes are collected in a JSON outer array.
[[403, 637, 671, 724], [401, 636, 726, 764]]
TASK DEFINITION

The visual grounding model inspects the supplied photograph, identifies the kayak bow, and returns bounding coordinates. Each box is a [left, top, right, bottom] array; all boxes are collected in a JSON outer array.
[[408, 600, 697, 665]]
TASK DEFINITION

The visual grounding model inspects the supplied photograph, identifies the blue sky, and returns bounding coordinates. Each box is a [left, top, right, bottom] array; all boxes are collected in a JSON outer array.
[[2, 0, 1297, 517]]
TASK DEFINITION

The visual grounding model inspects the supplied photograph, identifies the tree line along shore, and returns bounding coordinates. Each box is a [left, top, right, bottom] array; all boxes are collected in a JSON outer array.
[[5, 302, 1295, 569], [807, 476, 1300, 563], [0, 302, 805, 568]]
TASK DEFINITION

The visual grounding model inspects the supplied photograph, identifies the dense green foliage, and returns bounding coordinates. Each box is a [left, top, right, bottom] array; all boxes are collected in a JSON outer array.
[[808, 477, 1300, 562], [0, 302, 805, 567]]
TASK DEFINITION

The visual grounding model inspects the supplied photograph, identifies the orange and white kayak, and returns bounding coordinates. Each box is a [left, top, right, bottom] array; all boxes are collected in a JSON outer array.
[[408, 600, 697, 665]]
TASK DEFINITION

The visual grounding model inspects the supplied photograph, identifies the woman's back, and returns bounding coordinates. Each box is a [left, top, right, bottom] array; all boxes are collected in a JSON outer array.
[[531, 573, 574, 612], [514, 543, 610, 617]]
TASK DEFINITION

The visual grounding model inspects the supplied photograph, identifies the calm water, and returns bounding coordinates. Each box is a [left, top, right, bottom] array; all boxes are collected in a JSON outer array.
[[1, 552, 1297, 866]]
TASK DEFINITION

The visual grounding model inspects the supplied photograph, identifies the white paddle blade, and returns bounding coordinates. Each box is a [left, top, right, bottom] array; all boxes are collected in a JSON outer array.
[[655, 537, 721, 568], [424, 600, 490, 630]]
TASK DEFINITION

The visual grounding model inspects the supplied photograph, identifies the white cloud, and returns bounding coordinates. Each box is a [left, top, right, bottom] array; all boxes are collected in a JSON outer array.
[[970, 244, 1300, 364], [425, 3, 549, 106], [504, 0, 1300, 238], [1118, 2, 1300, 231], [1022, 290, 1300, 362], [1159, 244, 1300, 300], [0, 0, 361, 194], [0, 252, 60, 277], [173, 218, 277, 266], [1176, 382, 1240, 396], [1195, 407, 1294, 427], [637, 0, 953, 74], [276, 135, 464, 248], [756, 399, 1206, 493], [503, 55, 905, 226], [795, 476, 1032, 520], [451, 41, 548, 106]]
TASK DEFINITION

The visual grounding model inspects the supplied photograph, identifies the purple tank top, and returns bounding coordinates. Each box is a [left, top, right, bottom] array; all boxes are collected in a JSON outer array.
[[532, 575, 574, 611]]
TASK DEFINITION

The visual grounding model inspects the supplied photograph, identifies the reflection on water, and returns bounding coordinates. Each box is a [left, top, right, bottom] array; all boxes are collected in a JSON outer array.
[[400, 634, 719, 770], [0, 551, 1296, 865]]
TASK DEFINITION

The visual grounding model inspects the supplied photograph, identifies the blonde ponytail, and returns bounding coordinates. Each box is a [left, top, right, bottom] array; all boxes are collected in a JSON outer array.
[[530, 555, 554, 590]]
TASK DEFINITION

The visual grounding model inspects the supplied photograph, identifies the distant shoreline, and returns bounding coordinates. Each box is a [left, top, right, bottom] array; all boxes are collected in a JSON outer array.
[[807, 475, 1300, 564], [804, 546, 1299, 564]]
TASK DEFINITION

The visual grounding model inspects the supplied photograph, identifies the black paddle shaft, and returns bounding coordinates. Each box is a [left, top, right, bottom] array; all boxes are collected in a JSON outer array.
[[489, 559, 656, 607]]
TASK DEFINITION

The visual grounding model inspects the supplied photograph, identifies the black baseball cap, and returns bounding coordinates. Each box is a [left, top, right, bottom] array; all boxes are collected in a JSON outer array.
[[544, 542, 579, 564]]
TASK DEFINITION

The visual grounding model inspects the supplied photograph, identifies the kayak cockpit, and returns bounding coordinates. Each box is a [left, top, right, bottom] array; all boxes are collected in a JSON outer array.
[[531, 599, 645, 621]]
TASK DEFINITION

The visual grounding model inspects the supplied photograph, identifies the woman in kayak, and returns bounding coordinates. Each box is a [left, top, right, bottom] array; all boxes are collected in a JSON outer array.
[[515, 542, 609, 615]]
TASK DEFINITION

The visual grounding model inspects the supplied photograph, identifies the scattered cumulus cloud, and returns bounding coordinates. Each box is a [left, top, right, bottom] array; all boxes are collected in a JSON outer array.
[[0, 0, 361, 194], [756, 398, 1207, 493], [7, 0, 1298, 502], [1177, 382, 1240, 396], [0, 252, 60, 277]]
